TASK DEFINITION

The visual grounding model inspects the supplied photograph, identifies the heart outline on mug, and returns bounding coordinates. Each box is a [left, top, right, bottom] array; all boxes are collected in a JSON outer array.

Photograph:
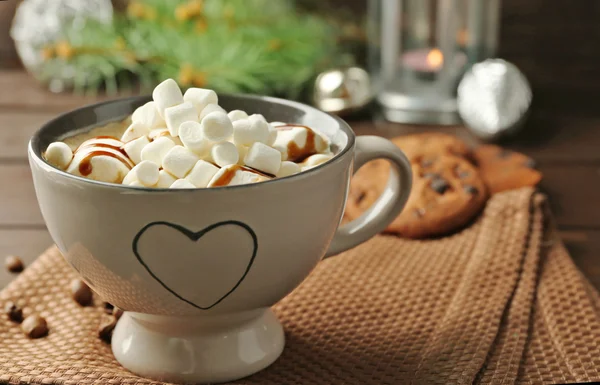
[[132, 220, 258, 310]]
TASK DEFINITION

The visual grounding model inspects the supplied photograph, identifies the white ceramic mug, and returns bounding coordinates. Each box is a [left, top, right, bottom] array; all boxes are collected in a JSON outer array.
[[29, 95, 412, 384]]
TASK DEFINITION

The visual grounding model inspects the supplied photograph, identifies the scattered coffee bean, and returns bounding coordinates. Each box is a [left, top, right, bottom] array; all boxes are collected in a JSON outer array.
[[98, 314, 117, 343], [103, 302, 114, 314], [463, 185, 479, 195], [422, 172, 440, 179], [524, 159, 537, 168], [21, 315, 48, 338], [4, 301, 23, 323], [112, 307, 124, 320], [430, 177, 450, 194], [457, 170, 470, 179], [71, 279, 93, 306], [5, 256, 24, 273]]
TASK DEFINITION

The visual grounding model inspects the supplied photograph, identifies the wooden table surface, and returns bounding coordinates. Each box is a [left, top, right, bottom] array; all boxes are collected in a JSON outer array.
[[0, 69, 599, 291]]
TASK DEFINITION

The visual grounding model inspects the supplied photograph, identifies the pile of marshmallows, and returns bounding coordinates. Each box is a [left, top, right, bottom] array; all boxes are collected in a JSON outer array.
[[44, 79, 333, 188]]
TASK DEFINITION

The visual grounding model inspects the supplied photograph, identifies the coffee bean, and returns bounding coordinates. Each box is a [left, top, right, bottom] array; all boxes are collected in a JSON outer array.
[[21, 315, 48, 338], [5, 256, 24, 273], [457, 170, 470, 179], [430, 178, 450, 194], [4, 301, 23, 323], [524, 159, 537, 168], [103, 302, 114, 314], [98, 314, 117, 343], [113, 307, 124, 320], [464, 185, 479, 195], [71, 279, 93, 306]]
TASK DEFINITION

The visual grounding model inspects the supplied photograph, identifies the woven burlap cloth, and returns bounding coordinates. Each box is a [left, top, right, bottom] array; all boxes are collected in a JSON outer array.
[[1, 188, 599, 385]]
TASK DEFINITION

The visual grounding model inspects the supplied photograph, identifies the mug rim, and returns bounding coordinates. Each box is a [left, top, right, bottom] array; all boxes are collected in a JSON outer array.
[[29, 94, 356, 192]]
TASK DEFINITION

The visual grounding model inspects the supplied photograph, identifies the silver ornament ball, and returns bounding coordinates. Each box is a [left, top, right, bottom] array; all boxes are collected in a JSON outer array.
[[457, 59, 532, 141], [313, 67, 373, 116], [10, 0, 113, 92]]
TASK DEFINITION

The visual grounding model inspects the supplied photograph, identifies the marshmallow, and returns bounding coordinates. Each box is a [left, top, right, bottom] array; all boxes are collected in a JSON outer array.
[[244, 142, 281, 175], [153, 78, 184, 118], [232, 118, 269, 146], [149, 129, 183, 146], [211, 141, 239, 167], [123, 135, 150, 165], [162, 145, 199, 178], [270, 121, 286, 127], [208, 165, 269, 187], [123, 160, 160, 187], [128, 180, 144, 187], [183, 88, 218, 115], [164, 101, 198, 136], [140, 136, 175, 167], [178, 121, 210, 156], [228, 110, 249, 122], [170, 179, 196, 189], [236, 144, 248, 165], [132, 101, 164, 129], [272, 126, 329, 161], [148, 128, 170, 141], [300, 153, 334, 171], [156, 169, 177, 188], [67, 147, 132, 184], [186, 160, 219, 188], [266, 124, 278, 146], [121, 121, 150, 143], [276, 161, 301, 178], [199, 103, 226, 121], [201, 111, 233, 142], [248, 114, 267, 123], [44, 142, 73, 170]]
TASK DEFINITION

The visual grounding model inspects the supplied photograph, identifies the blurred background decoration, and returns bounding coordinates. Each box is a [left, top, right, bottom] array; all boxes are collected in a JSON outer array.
[[368, 0, 501, 125], [10, 0, 365, 99]]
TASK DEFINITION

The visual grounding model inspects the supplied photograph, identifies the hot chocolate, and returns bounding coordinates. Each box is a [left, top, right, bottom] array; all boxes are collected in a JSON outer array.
[[43, 79, 334, 188]]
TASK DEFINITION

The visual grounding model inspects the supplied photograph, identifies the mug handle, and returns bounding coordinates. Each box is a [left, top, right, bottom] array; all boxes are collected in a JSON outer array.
[[324, 136, 412, 258]]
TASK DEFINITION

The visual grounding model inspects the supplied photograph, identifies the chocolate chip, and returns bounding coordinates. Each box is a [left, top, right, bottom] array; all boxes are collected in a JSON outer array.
[[498, 149, 512, 158], [413, 208, 426, 218], [422, 173, 440, 179], [524, 159, 537, 168], [21, 315, 48, 338], [4, 301, 23, 323], [430, 178, 450, 194], [421, 159, 434, 168], [457, 170, 470, 179], [103, 302, 114, 314], [71, 279, 93, 307], [356, 191, 367, 204], [98, 314, 118, 343], [5, 256, 24, 273], [463, 185, 479, 195], [113, 307, 124, 320]]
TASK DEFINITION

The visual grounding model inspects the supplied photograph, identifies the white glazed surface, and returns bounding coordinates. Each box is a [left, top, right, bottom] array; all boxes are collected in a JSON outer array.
[[28, 95, 411, 383]]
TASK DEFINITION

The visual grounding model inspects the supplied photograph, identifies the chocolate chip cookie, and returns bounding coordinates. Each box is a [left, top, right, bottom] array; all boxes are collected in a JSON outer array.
[[346, 155, 488, 238], [473, 145, 542, 194], [391, 133, 472, 162]]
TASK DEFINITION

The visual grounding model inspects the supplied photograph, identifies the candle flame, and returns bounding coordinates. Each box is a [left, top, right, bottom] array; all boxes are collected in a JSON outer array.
[[427, 49, 444, 70]]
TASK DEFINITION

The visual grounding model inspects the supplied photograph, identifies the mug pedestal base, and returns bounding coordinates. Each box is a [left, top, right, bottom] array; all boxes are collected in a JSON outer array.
[[112, 309, 284, 384]]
